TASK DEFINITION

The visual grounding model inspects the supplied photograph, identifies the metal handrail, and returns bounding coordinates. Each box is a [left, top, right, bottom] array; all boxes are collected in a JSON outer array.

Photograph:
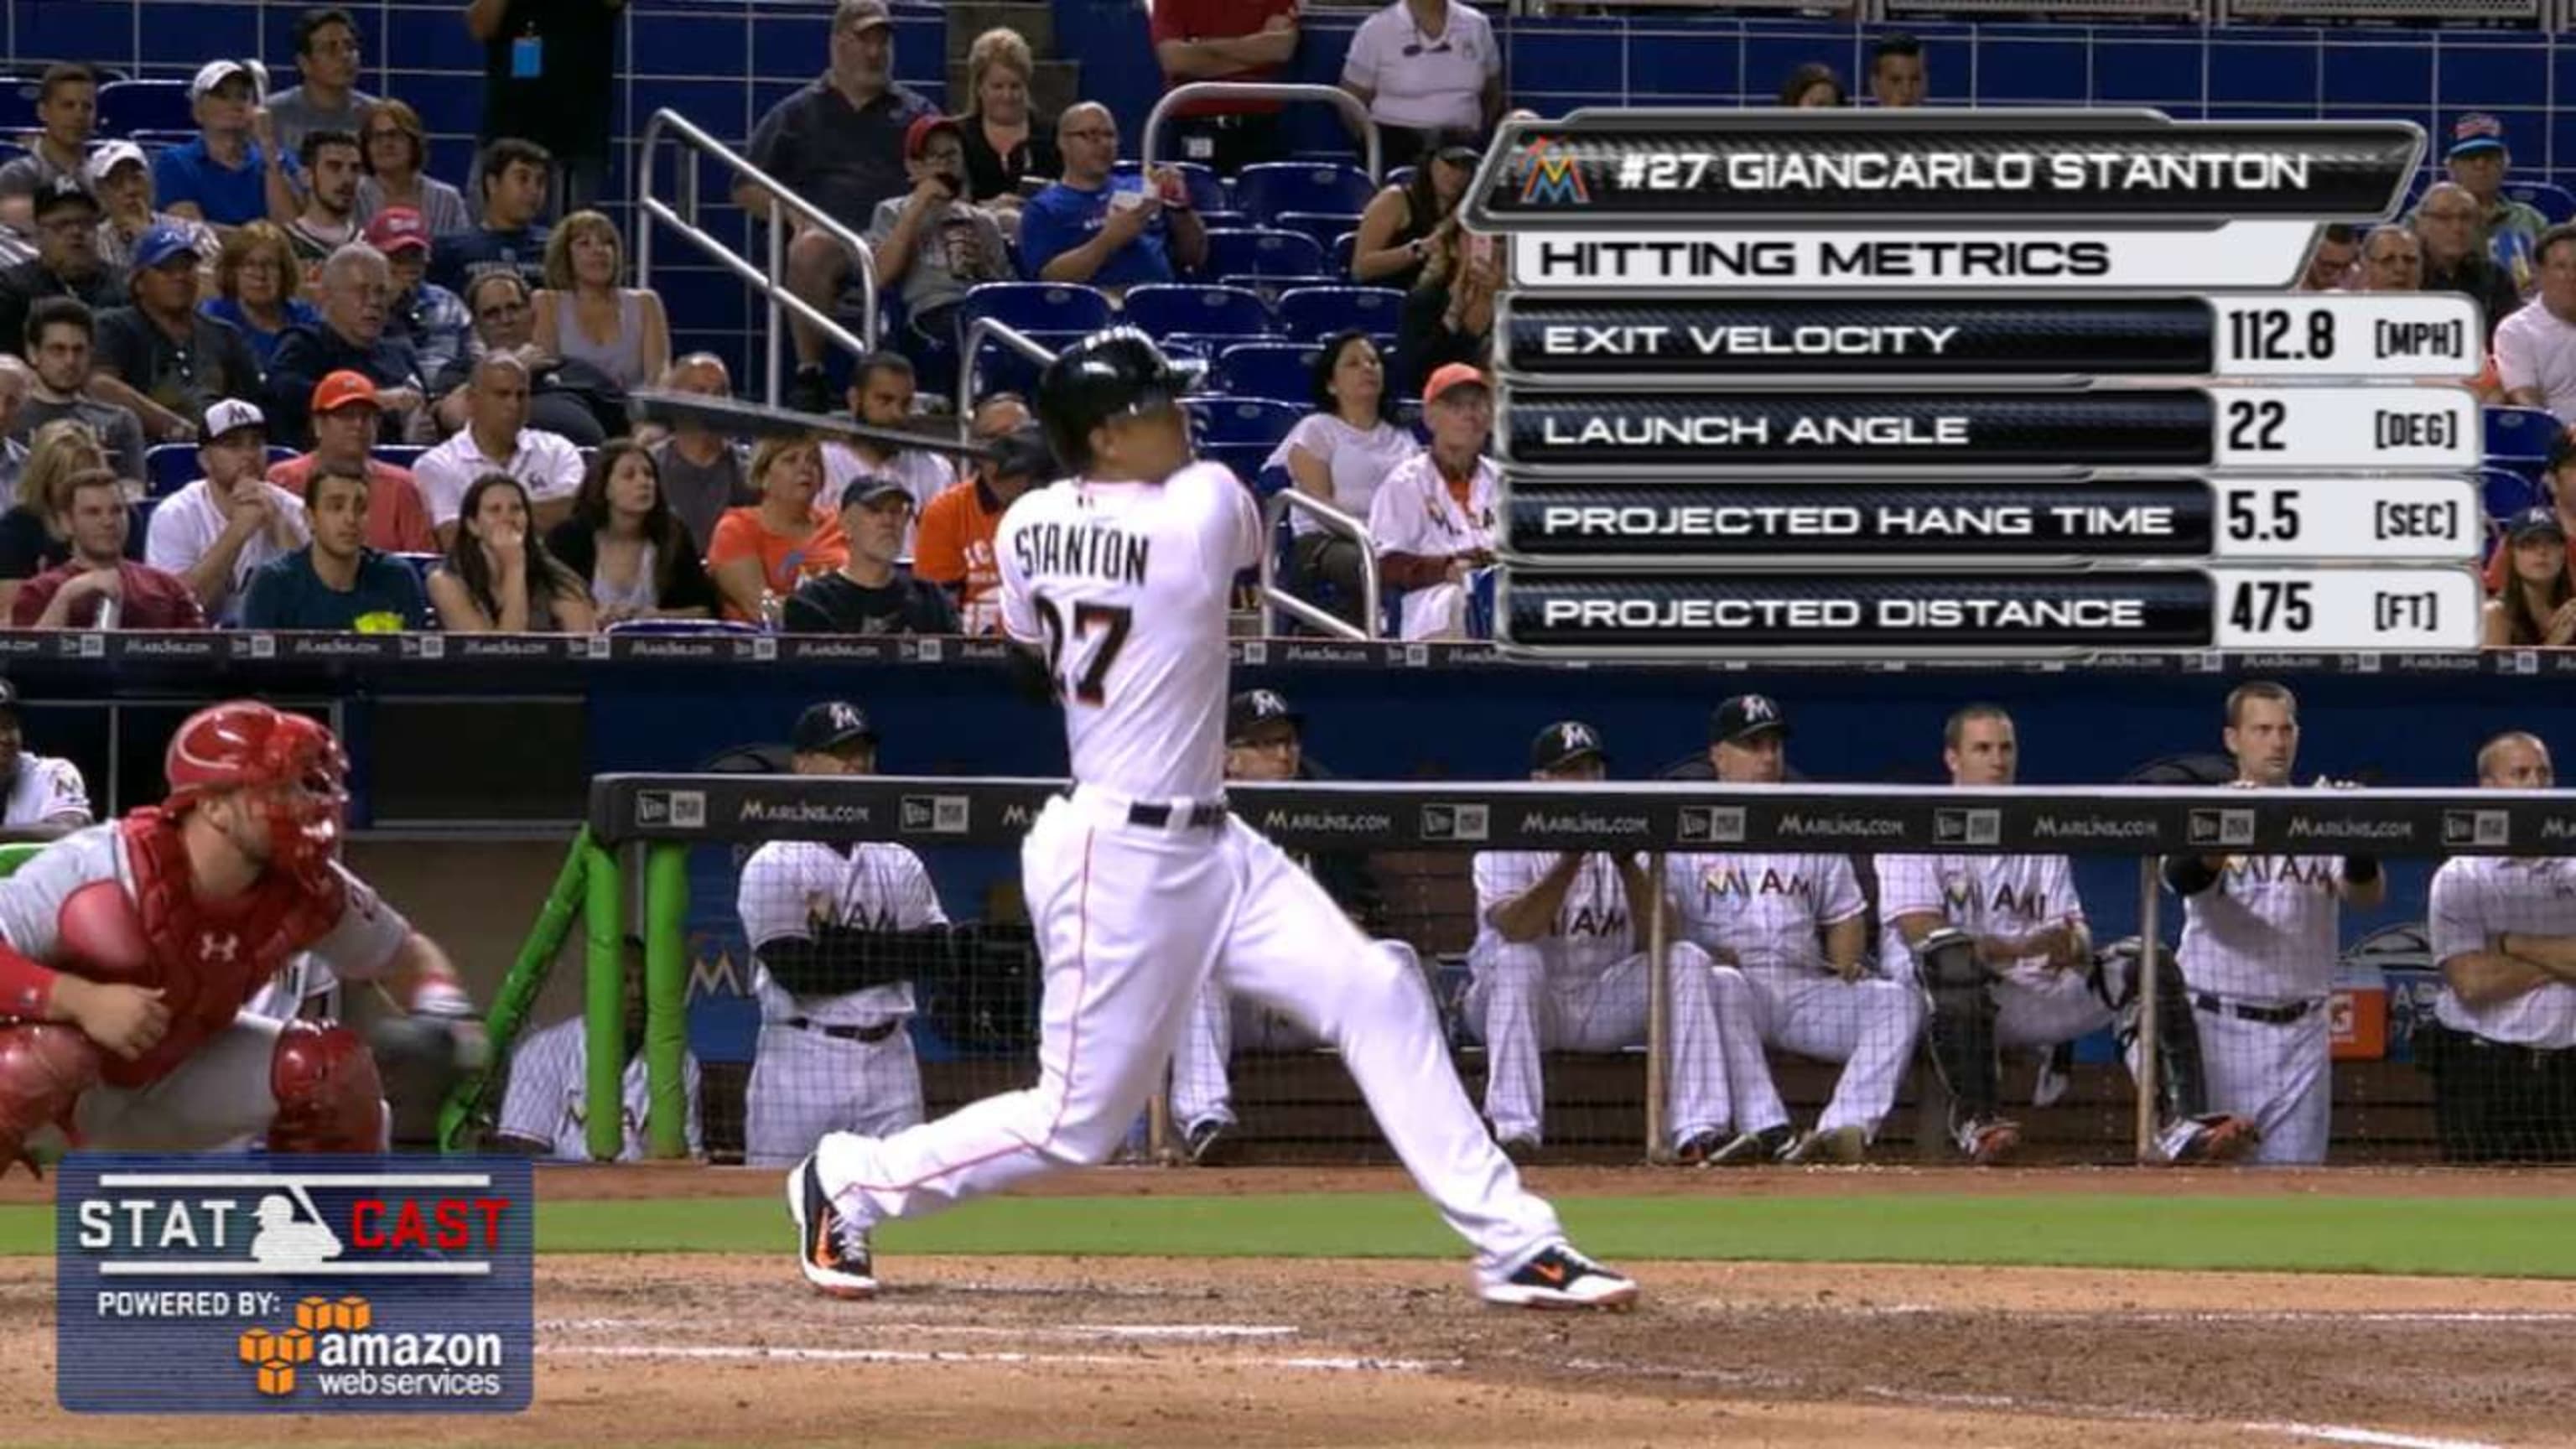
[[633, 107, 878, 408], [955, 314, 1059, 418], [1140, 82, 1384, 182], [1260, 491, 1382, 640]]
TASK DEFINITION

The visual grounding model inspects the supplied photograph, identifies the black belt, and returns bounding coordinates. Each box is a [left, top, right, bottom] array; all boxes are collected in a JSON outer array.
[[2191, 993, 2318, 1026], [1128, 800, 1228, 830], [783, 1017, 902, 1043]]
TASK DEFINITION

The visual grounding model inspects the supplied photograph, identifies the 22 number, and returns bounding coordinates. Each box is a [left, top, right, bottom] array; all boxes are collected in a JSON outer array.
[[1034, 596, 1133, 704]]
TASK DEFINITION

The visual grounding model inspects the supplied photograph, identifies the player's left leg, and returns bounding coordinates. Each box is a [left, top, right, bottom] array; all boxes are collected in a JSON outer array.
[[2246, 1014, 2331, 1166], [1212, 824, 1632, 1307], [745, 1024, 849, 1167], [1167, 979, 1238, 1158], [845, 1031, 927, 1139], [1771, 977, 1928, 1147]]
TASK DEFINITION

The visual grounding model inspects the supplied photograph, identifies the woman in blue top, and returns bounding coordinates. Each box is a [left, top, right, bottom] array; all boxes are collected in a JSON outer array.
[[200, 222, 321, 371]]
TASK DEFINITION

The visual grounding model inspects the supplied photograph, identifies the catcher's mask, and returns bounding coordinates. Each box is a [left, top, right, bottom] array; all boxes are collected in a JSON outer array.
[[164, 702, 350, 878]]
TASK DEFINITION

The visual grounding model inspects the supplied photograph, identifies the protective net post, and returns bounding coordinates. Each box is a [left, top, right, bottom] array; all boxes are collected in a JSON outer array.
[[1644, 850, 1671, 1164], [644, 843, 692, 1160], [2132, 857, 2162, 1166], [438, 828, 593, 1153], [582, 839, 627, 1163]]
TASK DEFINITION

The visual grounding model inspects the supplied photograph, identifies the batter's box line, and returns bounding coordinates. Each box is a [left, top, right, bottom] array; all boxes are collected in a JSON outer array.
[[1861, 1384, 2504, 1449], [541, 1344, 1462, 1374], [538, 1318, 1304, 1342]]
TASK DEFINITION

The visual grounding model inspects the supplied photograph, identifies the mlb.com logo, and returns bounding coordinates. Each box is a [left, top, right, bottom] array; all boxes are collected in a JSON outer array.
[[2187, 808, 2257, 848], [901, 794, 970, 835], [1678, 806, 1748, 845], [2443, 809, 2511, 849], [1935, 808, 2002, 848], [57, 1157, 532, 1414], [1420, 803, 1490, 843]]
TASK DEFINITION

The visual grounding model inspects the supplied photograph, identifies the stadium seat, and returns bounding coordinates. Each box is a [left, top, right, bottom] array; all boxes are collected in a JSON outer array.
[[1233, 163, 1374, 226], [1200, 440, 1276, 482], [1272, 210, 1362, 254], [969, 327, 1090, 398], [95, 80, 193, 138], [2506, 181, 2576, 225], [1214, 341, 1320, 404], [1386, 166, 1415, 191], [1159, 331, 1273, 366], [371, 444, 425, 468], [146, 444, 199, 498], [1110, 159, 1226, 215], [2484, 404, 2563, 462], [1202, 229, 1327, 283], [1332, 231, 1358, 276], [1193, 210, 1247, 232], [607, 618, 761, 636], [1187, 397, 1302, 447], [1119, 283, 1275, 341], [124, 497, 157, 560], [1277, 286, 1408, 342], [2480, 465, 2547, 527], [958, 282, 1114, 340], [1219, 273, 1342, 308]]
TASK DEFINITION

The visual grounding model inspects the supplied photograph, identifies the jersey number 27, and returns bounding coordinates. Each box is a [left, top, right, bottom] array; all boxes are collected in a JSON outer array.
[[1033, 595, 1132, 704]]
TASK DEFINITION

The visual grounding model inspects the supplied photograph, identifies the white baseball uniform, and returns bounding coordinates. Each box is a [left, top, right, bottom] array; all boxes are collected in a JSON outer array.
[[1365, 451, 1498, 641], [2173, 853, 2347, 1164], [498, 1015, 704, 1161], [1, 753, 91, 828], [1467, 849, 1773, 1147], [1877, 853, 2108, 1048], [1665, 852, 1925, 1140], [812, 460, 1563, 1284], [737, 839, 945, 1166], [2428, 857, 2576, 1049]]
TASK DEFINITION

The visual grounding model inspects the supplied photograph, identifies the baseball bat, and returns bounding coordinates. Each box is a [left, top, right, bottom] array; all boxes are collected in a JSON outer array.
[[626, 389, 1004, 463]]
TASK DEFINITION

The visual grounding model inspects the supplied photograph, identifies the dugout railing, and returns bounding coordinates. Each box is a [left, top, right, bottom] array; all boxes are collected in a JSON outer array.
[[545, 774, 2568, 1166]]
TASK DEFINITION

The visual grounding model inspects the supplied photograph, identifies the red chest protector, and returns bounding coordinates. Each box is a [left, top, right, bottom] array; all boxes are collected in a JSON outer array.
[[60, 809, 346, 1088]]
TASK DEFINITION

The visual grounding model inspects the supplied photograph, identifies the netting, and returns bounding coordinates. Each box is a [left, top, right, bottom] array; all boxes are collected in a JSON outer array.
[[560, 774, 2576, 1169]]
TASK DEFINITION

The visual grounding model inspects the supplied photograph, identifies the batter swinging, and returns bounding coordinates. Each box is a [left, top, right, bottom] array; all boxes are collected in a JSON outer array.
[[789, 329, 1637, 1311]]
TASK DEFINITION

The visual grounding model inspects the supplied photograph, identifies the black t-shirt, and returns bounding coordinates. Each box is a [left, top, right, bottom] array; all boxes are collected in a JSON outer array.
[[0, 260, 127, 361], [958, 111, 1062, 206], [782, 569, 958, 636], [480, 0, 624, 159], [0, 506, 67, 580], [94, 307, 263, 430]]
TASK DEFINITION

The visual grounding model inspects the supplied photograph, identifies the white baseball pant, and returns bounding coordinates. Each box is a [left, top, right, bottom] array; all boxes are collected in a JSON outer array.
[[1742, 968, 1927, 1140], [1170, 944, 1384, 1134], [1466, 942, 1786, 1149], [814, 791, 1564, 1276], [2194, 999, 2331, 1165], [1994, 970, 2116, 1052], [55, 1013, 289, 1150], [745, 1022, 927, 1167]]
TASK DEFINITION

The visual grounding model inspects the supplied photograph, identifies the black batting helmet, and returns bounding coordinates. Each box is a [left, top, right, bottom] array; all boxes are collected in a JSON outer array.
[[1036, 326, 1187, 473]]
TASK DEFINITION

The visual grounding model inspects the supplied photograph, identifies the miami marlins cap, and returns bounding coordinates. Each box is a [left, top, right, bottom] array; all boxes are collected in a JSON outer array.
[[2449, 112, 2508, 158], [1711, 693, 1789, 744], [1531, 719, 1607, 771], [1227, 688, 1301, 744], [792, 700, 877, 753]]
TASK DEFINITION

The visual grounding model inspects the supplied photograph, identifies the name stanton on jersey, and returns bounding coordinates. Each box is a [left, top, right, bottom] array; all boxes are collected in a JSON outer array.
[[1014, 519, 1152, 585]]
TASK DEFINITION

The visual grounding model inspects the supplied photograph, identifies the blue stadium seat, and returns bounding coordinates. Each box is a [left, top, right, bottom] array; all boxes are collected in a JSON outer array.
[[1187, 397, 1302, 447], [1332, 231, 1358, 277], [1201, 229, 1327, 283], [1159, 331, 1272, 367], [1193, 210, 1247, 232], [1232, 163, 1374, 226], [393, 553, 440, 588], [2506, 182, 2576, 225], [2480, 465, 2547, 527], [607, 618, 761, 636], [1272, 210, 1362, 254], [958, 282, 1114, 340], [2485, 404, 2563, 461], [95, 80, 193, 138], [1200, 441, 1275, 482], [124, 497, 157, 559], [145, 444, 199, 498], [1214, 342, 1320, 405], [1119, 283, 1275, 340], [1218, 273, 1342, 308], [1110, 159, 1226, 214], [1386, 166, 1415, 191], [371, 445, 425, 468], [1277, 286, 1408, 342], [969, 327, 1090, 398]]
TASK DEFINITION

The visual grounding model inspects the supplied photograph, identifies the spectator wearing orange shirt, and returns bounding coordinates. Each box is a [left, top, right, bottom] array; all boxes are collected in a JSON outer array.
[[267, 369, 437, 553], [913, 394, 1039, 634], [709, 434, 848, 624]]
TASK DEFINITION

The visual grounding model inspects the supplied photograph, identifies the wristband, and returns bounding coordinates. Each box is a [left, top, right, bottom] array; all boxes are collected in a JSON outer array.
[[413, 978, 474, 1019], [2345, 854, 2381, 886]]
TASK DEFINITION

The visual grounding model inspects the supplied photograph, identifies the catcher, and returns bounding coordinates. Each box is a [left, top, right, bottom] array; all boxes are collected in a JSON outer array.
[[0, 700, 480, 1169]]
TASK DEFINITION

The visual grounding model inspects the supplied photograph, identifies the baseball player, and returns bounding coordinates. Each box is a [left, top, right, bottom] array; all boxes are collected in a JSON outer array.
[[497, 936, 705, 1161], [1665, 695, 1927, 1165], [0, 680, 92, 833], [739, 700, 947, 1167], [2422, 731, 2576, 1161], [0, 701, 482, 1168], [2165, 681, 2382, 1166], [1168, 688, 1392, 1165], [791, 328, 1635, 1310], [1469, 720, 1784, 1164]]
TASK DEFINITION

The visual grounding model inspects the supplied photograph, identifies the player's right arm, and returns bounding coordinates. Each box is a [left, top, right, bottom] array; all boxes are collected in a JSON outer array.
[[2161, 852, 2227, 897], [1815, 857, 1869, 979], [740, 844, 953, 995], [492, 1019, 574, 1157], [0, 835, 169, 1059], [1478, 850, 1585, 943], [1878, 854, 1948, 953]]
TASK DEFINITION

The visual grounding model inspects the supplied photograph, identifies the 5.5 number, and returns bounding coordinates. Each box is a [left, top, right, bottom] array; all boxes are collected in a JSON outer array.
[[2223, 490, 2301, 543]]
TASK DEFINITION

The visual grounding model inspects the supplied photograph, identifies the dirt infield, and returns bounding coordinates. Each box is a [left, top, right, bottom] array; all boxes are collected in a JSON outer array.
[[7, 1250, 2575, 1447]]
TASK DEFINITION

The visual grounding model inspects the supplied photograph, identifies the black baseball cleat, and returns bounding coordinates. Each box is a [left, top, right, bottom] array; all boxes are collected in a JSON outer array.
[[1704, 1124, 1793, 1168], [787, 1152, 878, 1300], [1480, 1244, 1640, 1311], [1183, 1117, 1235, 1166], [1670, 1127, 1727, 1166]]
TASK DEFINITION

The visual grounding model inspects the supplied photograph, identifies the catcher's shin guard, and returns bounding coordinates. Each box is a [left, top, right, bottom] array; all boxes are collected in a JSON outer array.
[[1916, 927, 2002, 1128], [267, 1021, 389, 1153], [0, 1024, 101, 1176], [2097, 937, 2212, 1124]]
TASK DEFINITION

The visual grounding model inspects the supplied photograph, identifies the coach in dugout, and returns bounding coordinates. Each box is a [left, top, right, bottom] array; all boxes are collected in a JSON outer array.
[[2163, 682, 2385, 1166], [2422, 731, 2576, 1161]]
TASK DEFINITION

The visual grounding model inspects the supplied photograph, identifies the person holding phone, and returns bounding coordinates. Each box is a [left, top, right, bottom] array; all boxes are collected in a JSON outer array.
[[869, 115, 1011, 389], [1018, 104, 1208, 303]]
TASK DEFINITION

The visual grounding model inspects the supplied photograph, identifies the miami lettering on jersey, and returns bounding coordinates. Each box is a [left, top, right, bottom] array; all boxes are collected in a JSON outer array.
[[1013, 520, 1150, 584], [1943, 875, 2050, 920], [1695, 864, 1823, 906], [2224, 856, 2340, 890], [1555, 902, 1629, 938]]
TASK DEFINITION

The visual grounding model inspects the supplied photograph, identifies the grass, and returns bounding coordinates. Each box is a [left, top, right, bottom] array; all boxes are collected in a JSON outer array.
[[3, 1192, 2571, 1277]]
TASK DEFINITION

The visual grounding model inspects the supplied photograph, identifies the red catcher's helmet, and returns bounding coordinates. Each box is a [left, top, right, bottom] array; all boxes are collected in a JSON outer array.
[[164, 702, 349, 875]]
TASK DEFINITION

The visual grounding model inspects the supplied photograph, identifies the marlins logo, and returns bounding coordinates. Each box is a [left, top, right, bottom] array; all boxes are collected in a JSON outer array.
[[1516, 135, 1589, 205]]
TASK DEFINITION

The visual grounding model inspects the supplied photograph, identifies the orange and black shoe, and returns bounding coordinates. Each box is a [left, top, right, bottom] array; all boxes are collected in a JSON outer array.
[[787, 1152, 877, 1300], [1478, 1244, 1640, 1311]]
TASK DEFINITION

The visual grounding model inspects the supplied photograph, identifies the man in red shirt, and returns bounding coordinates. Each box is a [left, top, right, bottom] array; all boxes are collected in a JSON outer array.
[[11, 468, 205, 629], [1149, 0, 1300, 175], [267, 370, 438, 554]]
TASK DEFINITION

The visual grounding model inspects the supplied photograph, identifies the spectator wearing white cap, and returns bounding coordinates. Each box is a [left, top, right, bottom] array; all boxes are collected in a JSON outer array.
[[0, 64, 98, 237], [93, 225, 262, 443], [86, 143, 219, 280], [153, 60, 303, 234], [265, 7, 378, 160], [144, 397, 309, 621]]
